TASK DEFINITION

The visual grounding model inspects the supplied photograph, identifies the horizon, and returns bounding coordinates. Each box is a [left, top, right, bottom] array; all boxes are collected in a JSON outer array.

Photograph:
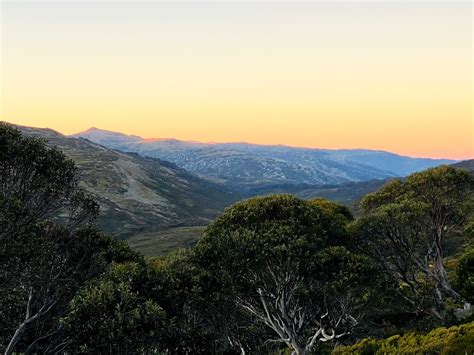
[[2, 1, 472, 160], [73, 126, 461, 161], [4, 121, 465, 161]]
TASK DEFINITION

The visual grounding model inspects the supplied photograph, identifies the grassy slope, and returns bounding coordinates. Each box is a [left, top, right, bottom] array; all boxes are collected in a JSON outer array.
[[126, 226, 205, 257], [14, 124, 237, 239]]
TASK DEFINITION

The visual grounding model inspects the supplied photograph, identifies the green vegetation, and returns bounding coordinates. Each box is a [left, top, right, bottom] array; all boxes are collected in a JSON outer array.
[[194, 194, 374, 354], [0, 123, 141, 353], [333, 322, 474, 354], [62, 262, 166, 354], [127, 226, 205, 256], [14, 124, 237, 239], [455, 246, 474, 303], [352, 166, 474, 321], [1, 123, 473, 353]]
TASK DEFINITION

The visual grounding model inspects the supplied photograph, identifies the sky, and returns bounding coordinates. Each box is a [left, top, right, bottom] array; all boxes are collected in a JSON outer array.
[[1, 1, 472, 159]]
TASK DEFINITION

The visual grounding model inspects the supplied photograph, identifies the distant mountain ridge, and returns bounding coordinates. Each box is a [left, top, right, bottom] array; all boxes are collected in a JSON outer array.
[[452, 159, 474, 173], [72, 128, 455, 188], [5, 123, 470, 255], [12, 124, 237, 238]]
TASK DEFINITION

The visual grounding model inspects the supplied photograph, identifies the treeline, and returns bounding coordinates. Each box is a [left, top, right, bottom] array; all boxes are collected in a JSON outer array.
[[1, 123, 473, 354]]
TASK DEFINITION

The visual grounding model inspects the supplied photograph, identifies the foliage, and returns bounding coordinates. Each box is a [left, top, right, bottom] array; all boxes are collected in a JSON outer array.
[[2, 123, 473, 353], [0, 213, 141, 353], [309, 198, 354, 247], [0, 124, 140, 353], [310, 198, 354, 222], [455, 247, 474, 303], [332, 321, 474, 354], [62, 262, 165, 354], [145, 248, 230, 353], [65, 248, 257, 354], [0, 123, 98, 227], [194, 194, 375, 354], [353, 166, 474, 321]]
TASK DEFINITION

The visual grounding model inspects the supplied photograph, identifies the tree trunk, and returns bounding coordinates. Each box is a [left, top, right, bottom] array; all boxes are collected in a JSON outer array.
[[5, 288, 35, 355], [5, 321, 28, 355], [434, 254, 461, 300]]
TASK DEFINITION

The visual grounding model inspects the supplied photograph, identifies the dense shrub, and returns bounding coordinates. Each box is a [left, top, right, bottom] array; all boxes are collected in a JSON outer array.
[[333, 322, 474, 354], [62, 262, 165, 354], [455, 247, 474, 303]]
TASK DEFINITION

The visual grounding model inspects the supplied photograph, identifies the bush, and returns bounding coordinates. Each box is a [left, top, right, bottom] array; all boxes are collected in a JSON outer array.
[[333, 322, 474, 354], [455, 247, 474, 303]]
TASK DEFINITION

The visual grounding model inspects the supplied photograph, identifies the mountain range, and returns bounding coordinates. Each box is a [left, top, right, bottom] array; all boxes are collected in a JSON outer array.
[[6, 122, 471, 254], [14, 124, 237, 238], [72, 128, 454, 190]]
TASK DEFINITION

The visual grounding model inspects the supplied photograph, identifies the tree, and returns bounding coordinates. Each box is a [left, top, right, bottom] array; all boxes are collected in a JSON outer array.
[[146, 249, 228, 354], [353, 166, 474, 320], [455, 247, 474, 304], [310, 198, 354, 223], [194, 195, 373, 355], [62, 262, 165, 354], [0, 123, 98, 229], [0, 222, 141, 353], [66, 248, 261, 354], [0, 124, 140, 353]]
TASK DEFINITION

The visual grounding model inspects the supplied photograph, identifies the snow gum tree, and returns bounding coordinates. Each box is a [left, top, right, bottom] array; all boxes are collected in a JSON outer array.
[[353, 166, 474, 321], [194, 194, 373, 355]]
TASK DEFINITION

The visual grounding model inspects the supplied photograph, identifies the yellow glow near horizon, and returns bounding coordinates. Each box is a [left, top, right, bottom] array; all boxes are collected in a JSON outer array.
[[1, 1, 472, 159]]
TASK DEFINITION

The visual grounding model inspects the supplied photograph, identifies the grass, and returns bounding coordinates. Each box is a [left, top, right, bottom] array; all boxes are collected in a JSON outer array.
[[126, 226, 206, 257]]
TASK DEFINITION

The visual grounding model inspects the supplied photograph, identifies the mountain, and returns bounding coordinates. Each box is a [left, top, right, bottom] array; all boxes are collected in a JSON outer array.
[[13, 124, 238, 239], [241, 179, 390, 203], [72, 128, 454, 188], [452, 159, 474, 173]]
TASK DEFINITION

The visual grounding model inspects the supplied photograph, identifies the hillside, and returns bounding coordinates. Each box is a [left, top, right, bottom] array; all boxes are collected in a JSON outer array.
[[126, 179, 391, 256], [125, 161, 474, 257], [242, 179, 390, 204], [73, 128, 453, 189], [12, 123, 468, 252], [453, 159, 474, 173], [14, 124, 237, 238], [127, 226, 206, 257]]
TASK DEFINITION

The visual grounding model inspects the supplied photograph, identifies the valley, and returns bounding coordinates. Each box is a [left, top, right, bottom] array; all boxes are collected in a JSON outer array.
[[127, 226, 206, 257], [9, 122, 469, 256], [15, 124, 237, 239], [2, 122, 473, 354]]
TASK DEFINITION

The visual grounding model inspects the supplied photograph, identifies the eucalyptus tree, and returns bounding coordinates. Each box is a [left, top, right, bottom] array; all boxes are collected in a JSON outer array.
[[62, 262, 165, 354], [194, 194, 372, 354], [353, 166, 474, 320], [0, 124, 140, 353]]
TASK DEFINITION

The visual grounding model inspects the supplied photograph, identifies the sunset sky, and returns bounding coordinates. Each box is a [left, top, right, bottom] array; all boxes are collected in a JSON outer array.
[[1, 1, 472, 159]]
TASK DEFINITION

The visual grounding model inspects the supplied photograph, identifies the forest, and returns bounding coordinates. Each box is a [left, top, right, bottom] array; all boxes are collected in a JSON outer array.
[[1, 123, 473, 354]]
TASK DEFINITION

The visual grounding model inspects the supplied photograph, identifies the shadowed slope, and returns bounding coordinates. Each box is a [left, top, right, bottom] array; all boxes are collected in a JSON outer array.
[[14, 124, 237, 238]]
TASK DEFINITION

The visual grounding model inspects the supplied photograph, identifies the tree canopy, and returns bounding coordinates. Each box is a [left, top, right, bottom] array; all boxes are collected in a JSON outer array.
[[353, 166, 474, 321], [0, 124, 140, 353], [195, 194, 374, 354]]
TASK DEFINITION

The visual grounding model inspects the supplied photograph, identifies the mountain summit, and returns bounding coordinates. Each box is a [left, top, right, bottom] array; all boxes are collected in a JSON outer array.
[[14, 124, 237, 238]]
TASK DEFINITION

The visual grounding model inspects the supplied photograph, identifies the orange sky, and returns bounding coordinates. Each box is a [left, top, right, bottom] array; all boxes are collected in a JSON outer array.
[[1, 1, 472, 159]]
